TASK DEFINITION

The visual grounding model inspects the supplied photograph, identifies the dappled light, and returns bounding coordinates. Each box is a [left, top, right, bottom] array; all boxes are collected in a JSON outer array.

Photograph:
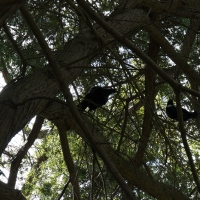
[[0, 0, 200, 199]]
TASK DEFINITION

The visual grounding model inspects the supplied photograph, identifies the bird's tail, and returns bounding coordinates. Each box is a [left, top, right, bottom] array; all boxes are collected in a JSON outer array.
[[191, 111, 198, 118]]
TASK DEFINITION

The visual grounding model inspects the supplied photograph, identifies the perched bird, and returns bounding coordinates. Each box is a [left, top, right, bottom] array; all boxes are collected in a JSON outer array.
[[166, 99, 198, 121], [78, 86, 116, 111]]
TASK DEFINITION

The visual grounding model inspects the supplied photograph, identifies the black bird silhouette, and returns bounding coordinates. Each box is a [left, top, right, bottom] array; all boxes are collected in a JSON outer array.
[[166, 99, 198, 121], [78, 86, 116, 111]]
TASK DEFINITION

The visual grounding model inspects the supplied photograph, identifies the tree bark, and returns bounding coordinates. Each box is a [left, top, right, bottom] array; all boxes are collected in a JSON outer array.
[[40, 100, 189, 200], [0, 7, 147, 154], [55, 119, 80, 200], [0, 181, 26, 200], [0, 0, 26, 28], [1, 0, 200, 199], [8, 116, 44, 188]]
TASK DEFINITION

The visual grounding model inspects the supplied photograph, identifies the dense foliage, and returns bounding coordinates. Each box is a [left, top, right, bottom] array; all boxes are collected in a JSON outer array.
[[1, 0, 200, 199]]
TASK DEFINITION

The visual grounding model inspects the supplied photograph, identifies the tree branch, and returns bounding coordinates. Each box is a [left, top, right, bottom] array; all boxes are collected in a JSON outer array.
[[8, 116, 44, 188], [77, 0, 200, 97], [54, 119, 80, 200], [175, 92, 200, 193], [3, 24, 29, 76], [134, 34, 158, 167], [40, 101, 190, 200], [0, 181, 26, 200], [0, 0, 26, 28], [144, 21, 200, 85], [20, 5, 137, 200]]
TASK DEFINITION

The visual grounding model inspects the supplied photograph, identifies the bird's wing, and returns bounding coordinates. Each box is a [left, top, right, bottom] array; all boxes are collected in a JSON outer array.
[[78, 100, 89, 110], [166, 106, 178, 119], [181, 108, 189, 114]]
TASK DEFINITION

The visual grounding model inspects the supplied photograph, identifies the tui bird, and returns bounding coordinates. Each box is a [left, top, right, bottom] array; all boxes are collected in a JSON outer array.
[[166, 99, 198, 121], [78, 86, 116, 111]]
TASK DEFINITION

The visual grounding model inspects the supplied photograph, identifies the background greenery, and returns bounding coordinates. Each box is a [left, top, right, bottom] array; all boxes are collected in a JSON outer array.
[[1, 0, 200, 199]]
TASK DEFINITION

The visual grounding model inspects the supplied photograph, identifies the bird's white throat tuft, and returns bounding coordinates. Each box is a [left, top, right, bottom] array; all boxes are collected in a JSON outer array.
[[167, 104, 174, 108]]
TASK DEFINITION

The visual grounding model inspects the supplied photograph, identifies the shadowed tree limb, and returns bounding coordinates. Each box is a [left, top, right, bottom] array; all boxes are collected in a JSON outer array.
[[3, 24, 29, 76], [175, 92, 200, 193], [134, 34, 159, 168], [54, 119, 80, 200], [0, 0, 26, 28], [40, 100, 190, 200], [8, 116, 44, 188], [0, 181, 26, 200], [77, 0, 200, 97], [20, 5, 137, 200], [144, 20, 200, 85]]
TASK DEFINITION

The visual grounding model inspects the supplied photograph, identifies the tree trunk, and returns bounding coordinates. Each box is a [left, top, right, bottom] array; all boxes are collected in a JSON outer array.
[[0, 8, 147, 154], [0, 181, 26, 200], [0, 0, 198, 199], [40, 101, 189, 200]]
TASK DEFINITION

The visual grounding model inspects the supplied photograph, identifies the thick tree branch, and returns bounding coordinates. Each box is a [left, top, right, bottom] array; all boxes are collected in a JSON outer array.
[[134, 35, 158, 167], [0, 0, 26, 28], [0, 0, 149, 154], [144, 22, 200, 85], [54, 119, 80, 200], [77, 0, 200, 97], [20, 5, 137, 200], [180, 19, 200, 61], [1, 1, 200, 199], [113, 0, 200, 19], [0, 181, 26, 200], [40, 101, 190, 200], [175, 92, 200, 193], [8, 116, 44, 188]]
